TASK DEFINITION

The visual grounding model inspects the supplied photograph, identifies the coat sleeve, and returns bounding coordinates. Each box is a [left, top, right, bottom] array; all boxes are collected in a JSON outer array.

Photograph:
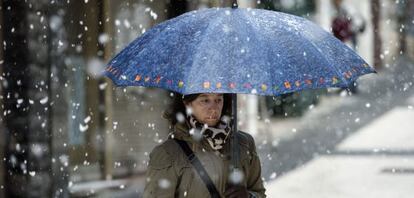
[[143, 145, 178, 198], [246, 135, 266, 198]]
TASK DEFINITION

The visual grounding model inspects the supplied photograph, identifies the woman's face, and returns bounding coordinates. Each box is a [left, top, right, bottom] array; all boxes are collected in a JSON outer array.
[[184, 93, 224, 127]]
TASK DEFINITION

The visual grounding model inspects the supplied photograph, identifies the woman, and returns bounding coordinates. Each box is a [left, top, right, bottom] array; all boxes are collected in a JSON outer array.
[[143, 93, 266, 198]]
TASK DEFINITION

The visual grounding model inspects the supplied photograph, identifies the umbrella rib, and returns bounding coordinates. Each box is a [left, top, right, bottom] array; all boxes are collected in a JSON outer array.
[[291, 25, 348, 87], [240, 11, 273, 89], [118, 12, 196, 86], [133, 11, 204, 92], [184, 10, 226, 93]]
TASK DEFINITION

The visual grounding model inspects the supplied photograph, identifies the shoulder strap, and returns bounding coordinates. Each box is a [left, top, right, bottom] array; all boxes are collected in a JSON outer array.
[[174, 139, 221, 198]]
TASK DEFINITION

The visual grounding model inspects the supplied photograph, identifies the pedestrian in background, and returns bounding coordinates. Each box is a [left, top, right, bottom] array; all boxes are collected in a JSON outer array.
[[332, 0, 366, 94]]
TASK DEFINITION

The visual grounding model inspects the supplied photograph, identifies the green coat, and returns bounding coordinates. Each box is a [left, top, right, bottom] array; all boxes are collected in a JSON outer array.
[[143, 122, 266, 198]]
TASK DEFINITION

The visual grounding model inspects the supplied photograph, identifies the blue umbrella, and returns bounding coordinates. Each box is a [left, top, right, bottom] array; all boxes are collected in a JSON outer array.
[[104, 7, 375, 96], [103, 5, 376, 182]]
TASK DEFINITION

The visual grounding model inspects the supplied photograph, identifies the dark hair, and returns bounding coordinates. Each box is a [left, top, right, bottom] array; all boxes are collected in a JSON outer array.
[[162, 92, 232, 126]]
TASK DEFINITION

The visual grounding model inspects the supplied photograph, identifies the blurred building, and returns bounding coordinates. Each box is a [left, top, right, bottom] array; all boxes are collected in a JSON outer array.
[[0, 0, 173, 197]]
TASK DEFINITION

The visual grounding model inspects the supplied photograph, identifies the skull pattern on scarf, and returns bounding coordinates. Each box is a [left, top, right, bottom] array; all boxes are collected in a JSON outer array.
[[187, 114, 232, 150]]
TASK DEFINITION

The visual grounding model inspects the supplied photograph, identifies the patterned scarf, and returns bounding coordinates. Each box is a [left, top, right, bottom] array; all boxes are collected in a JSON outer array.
[[186, 114, 232, 150]]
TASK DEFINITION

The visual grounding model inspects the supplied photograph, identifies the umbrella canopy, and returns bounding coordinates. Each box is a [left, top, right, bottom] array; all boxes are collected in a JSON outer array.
[[104, 7, 375, 96]]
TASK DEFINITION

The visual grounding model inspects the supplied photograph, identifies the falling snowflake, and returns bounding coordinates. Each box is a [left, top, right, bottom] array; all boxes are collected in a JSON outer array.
[[98, 33, 109, 44], [84, 116, 91, 123], [158, 178, 171, 189], [270, 172, 277, 179], [29, 171, 36, 177], [176, 112, 185, 123], [40, 97, 49, 104], [229, 169, 244, 184], [79, 124, 89, 132], [99, 82, 108, 90]]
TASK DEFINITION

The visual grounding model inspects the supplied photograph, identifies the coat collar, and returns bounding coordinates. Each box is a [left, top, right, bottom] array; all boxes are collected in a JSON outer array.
[[170, 122, 231, 157], [171, 121, 193, 142]]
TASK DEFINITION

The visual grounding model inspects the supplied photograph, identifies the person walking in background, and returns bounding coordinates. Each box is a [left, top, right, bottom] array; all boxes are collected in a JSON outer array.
[[332, 0, 366, 94]]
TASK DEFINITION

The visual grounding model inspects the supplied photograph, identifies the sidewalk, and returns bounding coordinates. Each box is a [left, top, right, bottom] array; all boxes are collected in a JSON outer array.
[[266, 96, 414, 197], [261, 56, 414, 197]]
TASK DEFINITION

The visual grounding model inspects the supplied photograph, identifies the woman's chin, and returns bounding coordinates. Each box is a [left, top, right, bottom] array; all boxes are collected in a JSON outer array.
[[204, 120, 218, 126]]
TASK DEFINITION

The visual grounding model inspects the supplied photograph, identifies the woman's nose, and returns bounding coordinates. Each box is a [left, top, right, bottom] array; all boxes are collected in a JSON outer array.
[[207, 101, 220, 110]]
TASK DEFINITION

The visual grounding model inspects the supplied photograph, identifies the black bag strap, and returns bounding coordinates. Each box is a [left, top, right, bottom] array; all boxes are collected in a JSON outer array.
[[174, 139, 221, 198]]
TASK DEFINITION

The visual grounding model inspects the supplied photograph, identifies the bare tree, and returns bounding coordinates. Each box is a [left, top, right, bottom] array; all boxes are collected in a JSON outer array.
[[397, 0, 413, 55], [371, 0, 382, 69]]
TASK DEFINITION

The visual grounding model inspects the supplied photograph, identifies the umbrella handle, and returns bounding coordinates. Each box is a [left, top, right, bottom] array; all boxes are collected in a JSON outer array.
[[231, 94, 240, 169], [228, 94, 242, 186]]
